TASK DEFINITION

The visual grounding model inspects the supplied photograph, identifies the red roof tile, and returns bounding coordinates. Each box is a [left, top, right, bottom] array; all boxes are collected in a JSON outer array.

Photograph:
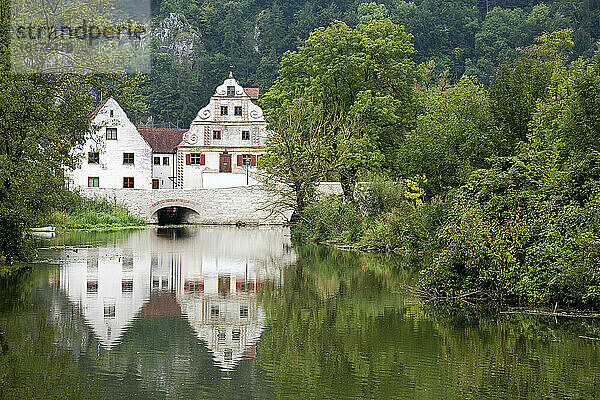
[[244, 88, 259, 100], [139, 128, 187, 153]]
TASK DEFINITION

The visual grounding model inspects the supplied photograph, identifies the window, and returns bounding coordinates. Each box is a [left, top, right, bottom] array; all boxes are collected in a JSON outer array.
[[232, 329, 241, 341], [240, 306, 248, 319], [227, 86, 235, 96], [213, 130, 222, 140], [88, 177, 99, 187], [106, 128, 117, 140], [190, 153, 203, 165], [241, 131, 250, 141], [218, 330, 226, 343], [122, 280, 133, 293], [154, 157, 160, 165], [152, 179, 159, 189], [123, 153, 134, 164], [189, 281, 202, 292], [211, 306, 220, 318], [122, 256, 133, 271], [87, 280, 98, 294], [234, 106, 242, 116], [87, 257, 98, 271], [110, 110, 114, 117], [104, 304, 115, 318], [224, 349, 233, 361], [242, 154, 252, 166], [123, 177, 134, 188], [88, 152, 99, 164], [163, 157, 169, 166], [221, 106, 228, 115]]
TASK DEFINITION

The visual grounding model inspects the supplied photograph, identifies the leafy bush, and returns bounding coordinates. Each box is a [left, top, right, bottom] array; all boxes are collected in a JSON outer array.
[[421, 152, 600, 306], [361, 199, 447, 253], [294, 197, 364, 244]]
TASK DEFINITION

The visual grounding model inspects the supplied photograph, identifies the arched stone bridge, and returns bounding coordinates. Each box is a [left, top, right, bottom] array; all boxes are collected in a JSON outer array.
[[79, 184, 342, 225]]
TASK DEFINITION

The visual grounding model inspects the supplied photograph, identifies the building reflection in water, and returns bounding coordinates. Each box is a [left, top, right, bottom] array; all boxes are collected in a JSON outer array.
[[57, 226, 294, 371]]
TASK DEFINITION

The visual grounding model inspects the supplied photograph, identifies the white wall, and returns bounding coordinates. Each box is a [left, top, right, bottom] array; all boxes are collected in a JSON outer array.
[[152, 153, 175, 189], [202, 172, 258, 189], [180, 151, 261, 189], [69, 98, 153, 190]]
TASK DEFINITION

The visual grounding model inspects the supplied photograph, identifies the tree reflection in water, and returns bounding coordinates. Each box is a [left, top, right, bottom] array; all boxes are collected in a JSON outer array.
[[0, 229, 599, 399]]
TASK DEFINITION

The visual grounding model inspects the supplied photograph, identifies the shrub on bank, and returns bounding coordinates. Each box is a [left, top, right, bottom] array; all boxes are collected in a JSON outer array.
[[41, 192, 146, 229], [295, 177, 448, 253], [293, 197, 364, 244], [421, 153, 600, 307]]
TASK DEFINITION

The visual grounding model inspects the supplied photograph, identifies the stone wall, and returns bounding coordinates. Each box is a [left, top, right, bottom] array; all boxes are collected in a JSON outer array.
[[78, 183, 341, 225]]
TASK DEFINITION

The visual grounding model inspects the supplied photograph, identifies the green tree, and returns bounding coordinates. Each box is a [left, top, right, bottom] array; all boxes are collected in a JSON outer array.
[[488, 29, 573, 156], [259, 98, 336, 221], [400, 76, 494, 196], [263, 20, 420, 200], [0, 74, 94, 262]]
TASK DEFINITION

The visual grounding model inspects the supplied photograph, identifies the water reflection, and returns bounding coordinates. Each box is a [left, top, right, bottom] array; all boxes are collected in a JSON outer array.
[[56, 227, 294, 371], [3, 229, 600, 399]]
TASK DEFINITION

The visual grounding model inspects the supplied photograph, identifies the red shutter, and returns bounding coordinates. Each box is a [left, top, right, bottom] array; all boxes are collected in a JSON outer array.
[[251, 155, 257, 166], [200, 154, 206, 165], [186, 154, 191, 165], [237, 154, 243, 166]]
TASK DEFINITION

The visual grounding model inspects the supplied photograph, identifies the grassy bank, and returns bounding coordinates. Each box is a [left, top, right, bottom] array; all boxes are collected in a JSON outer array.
[[37, 192, 146, 230]]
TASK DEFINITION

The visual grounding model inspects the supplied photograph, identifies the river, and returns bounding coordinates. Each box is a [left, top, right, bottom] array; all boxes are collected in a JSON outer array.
[[0, 227, 599, 399]]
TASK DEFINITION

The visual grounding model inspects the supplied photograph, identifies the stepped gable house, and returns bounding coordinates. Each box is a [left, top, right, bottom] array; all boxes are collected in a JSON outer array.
[[176, 73, 267, 189]]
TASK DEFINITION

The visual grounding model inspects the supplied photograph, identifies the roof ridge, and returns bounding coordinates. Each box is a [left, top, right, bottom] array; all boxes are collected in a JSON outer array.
[[90, 97, 110, 119]]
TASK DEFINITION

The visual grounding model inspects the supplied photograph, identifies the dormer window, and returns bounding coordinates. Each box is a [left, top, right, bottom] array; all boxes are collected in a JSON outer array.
[[227, 86, 235, 96], [110, 110, 114, 117]]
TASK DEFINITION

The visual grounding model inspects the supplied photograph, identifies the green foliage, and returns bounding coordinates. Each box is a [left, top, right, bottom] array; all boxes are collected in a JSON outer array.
[[293, 197, 364, 244], [264, 19, 420, 197], [259, 98, 335, 218], [401, 76, 494, 195], [422, 152, 600, 306], [43, 192, 146, 229], [140, 0, 600, 126], [0, 72, 94, 262]]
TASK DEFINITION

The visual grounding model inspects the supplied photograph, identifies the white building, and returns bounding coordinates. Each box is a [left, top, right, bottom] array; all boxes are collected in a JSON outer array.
[[69, 97, 153, 190], [177, 73, 269, 189], [70, 73, 268, 191], [139, 128, 187, 189]]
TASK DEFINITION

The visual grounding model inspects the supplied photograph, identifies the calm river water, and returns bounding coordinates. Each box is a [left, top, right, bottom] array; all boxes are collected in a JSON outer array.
[[1, 226, 600, 399]]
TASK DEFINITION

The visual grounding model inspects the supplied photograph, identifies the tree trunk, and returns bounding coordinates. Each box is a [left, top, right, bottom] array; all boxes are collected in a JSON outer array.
[[339, 169, 356, 202]]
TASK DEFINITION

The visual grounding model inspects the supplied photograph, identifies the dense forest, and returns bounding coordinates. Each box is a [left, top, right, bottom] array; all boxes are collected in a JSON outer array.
[[138, 0, 600, 126]]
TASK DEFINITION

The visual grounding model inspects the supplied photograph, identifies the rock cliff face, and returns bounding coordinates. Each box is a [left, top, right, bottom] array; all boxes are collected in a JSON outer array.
[[151, 13, 198, 61]]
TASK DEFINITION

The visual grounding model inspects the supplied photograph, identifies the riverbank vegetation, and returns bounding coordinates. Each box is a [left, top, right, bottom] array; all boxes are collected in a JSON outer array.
[[261, 21, 600, 308], [40, 193, 146, 230]]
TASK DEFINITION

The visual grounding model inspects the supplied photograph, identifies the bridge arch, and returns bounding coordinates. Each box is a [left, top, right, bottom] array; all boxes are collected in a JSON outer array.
[[149, 199, 203, 225]]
